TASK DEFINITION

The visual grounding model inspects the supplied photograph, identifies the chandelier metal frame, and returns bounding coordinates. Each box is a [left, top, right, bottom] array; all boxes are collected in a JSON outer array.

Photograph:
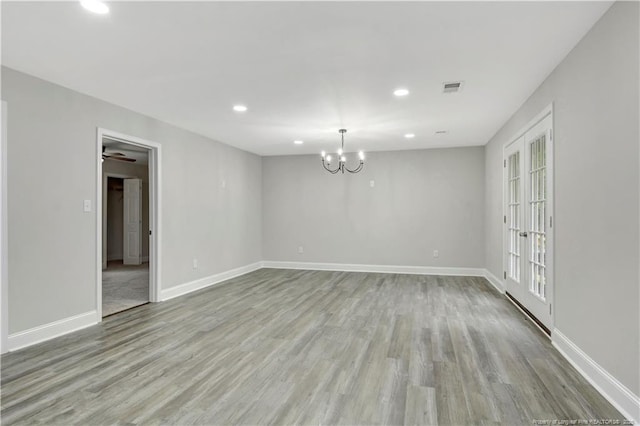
[[320, 129, 364, 174]]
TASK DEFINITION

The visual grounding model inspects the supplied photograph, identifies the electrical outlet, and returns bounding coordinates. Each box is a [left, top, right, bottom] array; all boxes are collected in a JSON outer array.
[[298, 246, 304, 254], [193, 258, 198, 269], [221, 179, 226, 189], [370, 180, 375, 188], [433, 250, 439, 258], [83, 200, 92, 212]]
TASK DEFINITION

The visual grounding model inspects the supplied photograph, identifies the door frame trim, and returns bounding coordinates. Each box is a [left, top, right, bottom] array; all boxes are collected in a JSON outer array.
[[102, 173, 136, 269], [502, 103, 555, 331], [1, 100, 8, 353], [96, 128, 162, 320]]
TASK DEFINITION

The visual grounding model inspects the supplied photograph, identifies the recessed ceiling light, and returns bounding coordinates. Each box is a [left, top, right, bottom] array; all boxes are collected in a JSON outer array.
[[80, 0, 109, 14], [404, 133, 415, 139], [393, 88, 410, 97], [294, 140, 304, 145], [233, 105, 248, 112]]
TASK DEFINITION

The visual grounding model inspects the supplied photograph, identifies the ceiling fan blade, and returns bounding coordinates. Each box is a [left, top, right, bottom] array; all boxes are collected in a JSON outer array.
[[103, 155, 136, 162]]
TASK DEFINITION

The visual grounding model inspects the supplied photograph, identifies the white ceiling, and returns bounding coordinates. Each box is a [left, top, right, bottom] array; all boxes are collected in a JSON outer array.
[[2, 1, 611, 156]]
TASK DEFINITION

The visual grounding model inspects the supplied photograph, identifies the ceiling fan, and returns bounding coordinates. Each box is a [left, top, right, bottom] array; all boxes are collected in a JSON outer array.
[[102, 146, 136, 162]]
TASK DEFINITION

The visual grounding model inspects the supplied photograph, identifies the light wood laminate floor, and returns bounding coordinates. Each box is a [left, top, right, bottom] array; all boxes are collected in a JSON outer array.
[[1, 269, 624, 425]]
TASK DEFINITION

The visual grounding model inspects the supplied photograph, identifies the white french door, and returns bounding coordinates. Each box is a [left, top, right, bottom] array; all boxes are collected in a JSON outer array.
[[504, 113, 553, 331], [505, 140, 524, 298]]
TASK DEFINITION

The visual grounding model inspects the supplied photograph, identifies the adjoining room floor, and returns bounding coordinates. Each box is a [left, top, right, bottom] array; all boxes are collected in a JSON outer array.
[[1, 269, 624, 425], [102, 260, 149, 317]]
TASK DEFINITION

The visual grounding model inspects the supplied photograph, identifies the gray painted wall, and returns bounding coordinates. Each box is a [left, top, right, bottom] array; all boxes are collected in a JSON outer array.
[[263, 147, 485, 267], [3, 67, 262, 334], [484, 2, 639, 395]]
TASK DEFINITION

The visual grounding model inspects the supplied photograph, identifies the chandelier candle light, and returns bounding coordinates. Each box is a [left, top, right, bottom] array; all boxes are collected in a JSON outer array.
[[321, 129, 365, 174]]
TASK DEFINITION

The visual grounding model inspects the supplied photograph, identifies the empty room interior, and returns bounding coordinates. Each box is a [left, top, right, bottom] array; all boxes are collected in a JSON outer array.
[[0, 1, 638, 425]]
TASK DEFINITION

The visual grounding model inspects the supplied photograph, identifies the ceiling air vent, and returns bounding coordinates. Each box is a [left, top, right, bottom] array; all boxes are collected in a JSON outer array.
[[443, 81, 464, 93]]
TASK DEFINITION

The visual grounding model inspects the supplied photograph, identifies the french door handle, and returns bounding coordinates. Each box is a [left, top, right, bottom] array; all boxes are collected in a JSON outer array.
[[519, 232, 528, 238]]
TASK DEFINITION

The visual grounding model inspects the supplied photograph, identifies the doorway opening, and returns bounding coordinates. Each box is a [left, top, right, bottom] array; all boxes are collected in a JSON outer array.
[[97, 129, 161, 320], [103, 164, 149, 315]]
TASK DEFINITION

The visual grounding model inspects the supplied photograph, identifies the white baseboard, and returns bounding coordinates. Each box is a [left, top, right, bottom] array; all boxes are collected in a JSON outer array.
[[483, 269, 505, 294], [107, 256, 148, 262], [261, 261, 485, 277], [160, 262, 263, 301], [8, 310, 98, 352], [552, 329, 640, 423]]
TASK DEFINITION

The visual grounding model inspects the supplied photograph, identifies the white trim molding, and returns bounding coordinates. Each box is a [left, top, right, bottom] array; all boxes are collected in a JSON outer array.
[[510, 103, 554, 146], [161, 262, 263, 301], [262, 261, 485, 277], [483, 269, 505, 294], [552, 329, 640, 423], [7, 311, 98, 352], [1, 100, 8, 354]]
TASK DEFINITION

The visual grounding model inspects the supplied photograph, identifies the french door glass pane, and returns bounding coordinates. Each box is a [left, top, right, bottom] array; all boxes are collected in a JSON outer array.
[[529, 135, 547, 299], [508, 152, 521, 282]]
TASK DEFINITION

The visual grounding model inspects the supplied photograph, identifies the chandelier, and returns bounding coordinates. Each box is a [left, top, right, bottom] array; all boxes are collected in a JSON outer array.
[[320, 129, 365, 174]]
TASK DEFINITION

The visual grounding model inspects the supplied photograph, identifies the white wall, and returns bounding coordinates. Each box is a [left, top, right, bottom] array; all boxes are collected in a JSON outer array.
[[3, 67, 262, 334], [485, 1, 639, 397], [263, 147, 485, 268]]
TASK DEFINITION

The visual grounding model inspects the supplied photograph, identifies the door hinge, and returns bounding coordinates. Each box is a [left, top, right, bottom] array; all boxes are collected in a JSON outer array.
[[149, 230, 152, 236], [504, 159, 506, 168], [504, 215, 507, 224], [504, 271, 506, 280], [550, 216, 553, 228], [549, 304, 552, 315], [550, 129, 553, 141]]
